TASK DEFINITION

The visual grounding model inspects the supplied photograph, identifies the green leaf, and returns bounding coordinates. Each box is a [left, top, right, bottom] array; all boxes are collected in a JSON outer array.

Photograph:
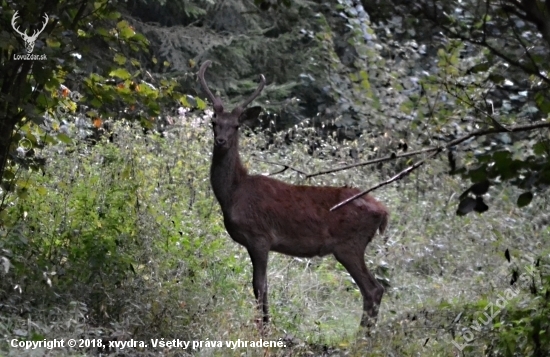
[[488, 74, 505, 84], [32, 65, 53, 85], [196, 97, 206, 110], [517, 192, 533, 208], [56, 133, 73, 144], [535, 92, 550, 115], [36, 93, 51, 109], [468, 164, 488, 183], [105, 11, 121, 20], [467, 62, 491, 73], [132, 33, 149, 46], [109, 68, 131, 80], [96, 27, 110, 38], [36, 186, 47, 195], [493, 150, 512, 177], [3, 170, 15, 180], [116, 20, 135, 40], [119, 27, 135, 40], [44, 77, 61, 92], [90, 98, 102, 108], [533, 141, 548, 155], [45, 38, 61, 48], [114, 53, 127, 65]]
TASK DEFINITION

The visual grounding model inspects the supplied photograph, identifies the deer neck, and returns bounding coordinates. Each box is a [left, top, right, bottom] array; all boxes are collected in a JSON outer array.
[[210, 141, 248, 211]]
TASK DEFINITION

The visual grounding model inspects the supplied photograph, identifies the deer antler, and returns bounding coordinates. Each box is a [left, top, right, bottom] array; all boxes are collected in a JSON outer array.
[[11, 11, 26, 37], [198, 60, 224, 113], [237, 74, 266, 110], [31, 13, 49, 39], [11, 11, 48, 39]]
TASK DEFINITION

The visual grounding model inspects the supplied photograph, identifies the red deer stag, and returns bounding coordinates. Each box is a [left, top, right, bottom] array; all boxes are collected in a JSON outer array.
[[198, 60, 389, 329]]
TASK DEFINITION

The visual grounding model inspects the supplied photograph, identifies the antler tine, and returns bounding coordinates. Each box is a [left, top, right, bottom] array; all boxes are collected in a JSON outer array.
[[198, 60, 224, 112], [238, 74, 266, 109], [11, 11, 25, 37], [38, 13, 48, 33]]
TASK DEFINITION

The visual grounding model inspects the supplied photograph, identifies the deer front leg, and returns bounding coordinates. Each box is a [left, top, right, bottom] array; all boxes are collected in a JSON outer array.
[[248, 246, 269, 330]]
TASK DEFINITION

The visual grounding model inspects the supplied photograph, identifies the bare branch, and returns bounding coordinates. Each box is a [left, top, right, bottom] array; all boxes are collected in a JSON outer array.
[[330, 150, 442, 211], [307, 120, 549, 178], [440, 80, 511, 131], [306, 148, 435, 178], [442, 120, 550, 147], [321, 120, 550, 211], [513, 0, 550, 48], [504, 6, 541, 82], [471, 35, 549, 85], [253, 158, 308, 176], [483, 0, 489, 42], [425, 3, 550, 85]]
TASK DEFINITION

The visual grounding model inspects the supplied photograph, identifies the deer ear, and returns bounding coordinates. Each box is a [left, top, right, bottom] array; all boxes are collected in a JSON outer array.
[[239, 106, 262, 127]]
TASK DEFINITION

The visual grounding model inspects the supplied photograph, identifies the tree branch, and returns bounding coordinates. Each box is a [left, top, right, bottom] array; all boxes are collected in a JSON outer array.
[[504, 4, 541, 77], [308, 120, 550, 178], [514, 0, 550, 48], [327, 120, 550, 210], [440, 80, 511, 131], [306, 148, 435, 178], [253, 158, 308, 176], [441, 120, 550, 147], [330, 150, 442, 211], [468, 33, 549, 85], [425, 2, 550, 86]]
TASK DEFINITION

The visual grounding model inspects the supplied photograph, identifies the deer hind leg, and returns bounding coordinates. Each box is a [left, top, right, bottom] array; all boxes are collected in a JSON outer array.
[[247, 246, 269, 330], [333, 247, 384, 328]]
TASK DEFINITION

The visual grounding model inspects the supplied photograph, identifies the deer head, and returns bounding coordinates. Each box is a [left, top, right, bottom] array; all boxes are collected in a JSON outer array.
[[198, 60, 265, 151], [11, 11, 49, 54]]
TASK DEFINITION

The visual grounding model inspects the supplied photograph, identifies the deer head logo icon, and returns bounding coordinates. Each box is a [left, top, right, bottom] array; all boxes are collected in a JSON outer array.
[[11, 11, 49, 54]]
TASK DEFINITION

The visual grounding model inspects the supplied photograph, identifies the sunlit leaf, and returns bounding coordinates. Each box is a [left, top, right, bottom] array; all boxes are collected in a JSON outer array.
[[109, 68, 131, 80], [114, 53, 127, 65], [196, 97, 206, 110]]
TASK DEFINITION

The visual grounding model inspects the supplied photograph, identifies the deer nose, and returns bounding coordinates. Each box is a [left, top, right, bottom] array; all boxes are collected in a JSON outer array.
[[215, 138, 226, 146]]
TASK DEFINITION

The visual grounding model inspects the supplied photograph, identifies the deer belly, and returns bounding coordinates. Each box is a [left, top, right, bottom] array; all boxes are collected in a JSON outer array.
[[271, 237, 334, 258]]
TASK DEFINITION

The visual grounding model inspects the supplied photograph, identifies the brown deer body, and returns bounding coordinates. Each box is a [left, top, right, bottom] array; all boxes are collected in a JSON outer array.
[[199, 60, 389, 329]]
